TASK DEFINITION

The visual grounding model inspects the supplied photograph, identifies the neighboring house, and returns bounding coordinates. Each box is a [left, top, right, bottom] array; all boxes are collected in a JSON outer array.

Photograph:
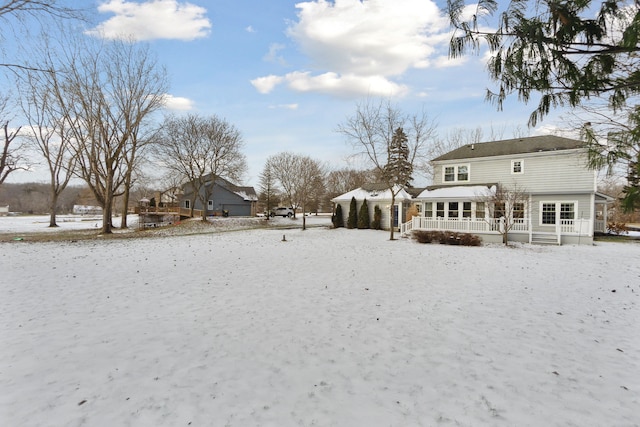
[[73, 205, 103, 215], [403, 135, 613, 245], [181, 175, 258, 217], [331, 183, 413, 230]]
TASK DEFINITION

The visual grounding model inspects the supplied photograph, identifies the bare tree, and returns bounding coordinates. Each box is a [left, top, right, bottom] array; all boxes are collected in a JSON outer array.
[[154, 113, 247, 220], [266, 152, 326, 229], [18, 72, 77, 227], [475, 183, 529, 245], [30, 33, 169, 233], [337, 98, 438, 239], [0, 93, 28, 186], [258, 163, 279, 220], [0, 1, 83, 72]]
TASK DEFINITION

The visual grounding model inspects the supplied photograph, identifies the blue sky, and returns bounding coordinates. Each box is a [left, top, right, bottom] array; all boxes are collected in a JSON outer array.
[[4, 0, 567, 188]]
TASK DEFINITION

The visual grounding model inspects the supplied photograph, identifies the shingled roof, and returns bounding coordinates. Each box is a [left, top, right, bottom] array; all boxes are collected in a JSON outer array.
[[432, 135, 586, 161]]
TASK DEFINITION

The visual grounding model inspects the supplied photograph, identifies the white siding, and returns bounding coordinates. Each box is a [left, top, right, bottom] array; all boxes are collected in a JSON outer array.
[[433, 149, 595, 194]]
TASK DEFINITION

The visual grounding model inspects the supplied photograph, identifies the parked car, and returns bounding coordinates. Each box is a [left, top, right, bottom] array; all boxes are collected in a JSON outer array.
[[270, 207, 294, 218]]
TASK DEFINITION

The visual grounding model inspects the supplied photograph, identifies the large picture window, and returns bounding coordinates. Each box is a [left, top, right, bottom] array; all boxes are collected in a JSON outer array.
[[442, 164, 470, 182], [540, 202, 576, 226]]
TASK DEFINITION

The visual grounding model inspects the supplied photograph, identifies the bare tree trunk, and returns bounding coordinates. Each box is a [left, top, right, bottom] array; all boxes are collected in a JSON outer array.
[[48, 190, 59, 227], [102, 175, 113, 234], [120, 177, 131, 228]]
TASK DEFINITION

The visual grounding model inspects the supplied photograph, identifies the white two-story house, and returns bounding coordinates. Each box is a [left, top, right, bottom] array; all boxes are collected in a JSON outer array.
[[402, 135, 613, 245]]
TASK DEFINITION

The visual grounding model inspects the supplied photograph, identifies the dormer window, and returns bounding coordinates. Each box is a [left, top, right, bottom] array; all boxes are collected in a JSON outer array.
[[512, 160, 524, 174], [443, 164, 470, 182]]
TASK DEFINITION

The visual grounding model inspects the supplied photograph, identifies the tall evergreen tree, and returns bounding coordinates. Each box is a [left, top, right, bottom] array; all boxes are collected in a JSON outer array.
[[357, 198, 370, 229], [372, 205, 382, 230], [347, 196, 357, 229], [332, 203, 345, 228], [383, 128, 413, 187]]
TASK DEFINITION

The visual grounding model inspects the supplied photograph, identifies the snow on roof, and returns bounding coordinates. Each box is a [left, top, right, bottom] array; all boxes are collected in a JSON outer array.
[[233, 190, 258, 202], [331, 185, 413, 202], [416, 185, 496, 199]]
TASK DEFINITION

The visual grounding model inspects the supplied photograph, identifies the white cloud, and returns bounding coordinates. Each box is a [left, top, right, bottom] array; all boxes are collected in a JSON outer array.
[[254, 0, 450, 97], [164, 94, 194, 110], [250, 75, 285, 94], [285, 71, 408, 97], [88, 0, 211, 41], [268, 104, 299, 110], [263, 43, 287, 66], [245, 25, 255, 33]]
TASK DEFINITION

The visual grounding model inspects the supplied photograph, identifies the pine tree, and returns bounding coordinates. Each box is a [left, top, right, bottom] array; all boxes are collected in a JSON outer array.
[[347, 196, 357, 229], [383, 127, 412, 187], [357, 198, 370, 229], [332, 203, 345, 228], [372, 205, 382, 230]]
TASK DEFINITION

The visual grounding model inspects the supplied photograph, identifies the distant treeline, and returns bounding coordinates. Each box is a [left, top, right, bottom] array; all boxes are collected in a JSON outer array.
[[0, 183, 97, 214]]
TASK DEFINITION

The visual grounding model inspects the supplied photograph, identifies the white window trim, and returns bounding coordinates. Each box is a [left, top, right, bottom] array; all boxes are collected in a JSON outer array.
[[442, 163, 471, 183], [539, 201, 577, 226], [511, 159, 524, 174]]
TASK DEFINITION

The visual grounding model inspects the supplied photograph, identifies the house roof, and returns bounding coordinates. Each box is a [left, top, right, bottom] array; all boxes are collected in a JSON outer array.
[[416, 184, 496, 199], [432, 135, 586, 162], [331, 184, 413, 202], [182, 174, 258, 201]]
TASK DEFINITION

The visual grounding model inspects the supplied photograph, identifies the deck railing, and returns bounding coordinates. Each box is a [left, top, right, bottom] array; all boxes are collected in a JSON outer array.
[[402, 216, 593, 237]]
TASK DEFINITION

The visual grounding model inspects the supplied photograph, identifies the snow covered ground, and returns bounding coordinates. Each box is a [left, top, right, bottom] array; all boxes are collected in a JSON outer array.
[[1, 217, 639, 426]]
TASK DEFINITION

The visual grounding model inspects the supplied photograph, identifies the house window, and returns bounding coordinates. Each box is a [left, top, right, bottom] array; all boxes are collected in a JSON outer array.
[[513, 202, 525, 219], [457, 165, 469, 181], [424, 202, 433, 218], [444, 166, 455, 182], [436, 202, 445, 217], [415, 203, 422, 214], [443, 164, 470, 182], [463, 202, 472, 218], [448, 202, 459, 218], [185, 200, 190, 209], [476, 202, 485, 219], [494, 202, 506, 218], [512, 160, 524, 174], [541, 203, 556, 225], [560, 203, 575, 220]]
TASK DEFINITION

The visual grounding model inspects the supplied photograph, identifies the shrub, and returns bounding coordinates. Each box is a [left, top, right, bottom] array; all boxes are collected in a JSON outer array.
[[332, 204, 344, 228], [607, 221, 628, 235], [460, 233, 482, 246], [413, 230, 481, 246], [372, 205, 382, 230], [412, 230, 433, 243], [357, 198, 370, 229], [347, 197, 357, 229]]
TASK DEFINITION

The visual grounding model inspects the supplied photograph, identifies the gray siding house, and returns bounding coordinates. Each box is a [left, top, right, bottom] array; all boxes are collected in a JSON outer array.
[[402, 135, 613, 245], [181, 175, 258, 217]]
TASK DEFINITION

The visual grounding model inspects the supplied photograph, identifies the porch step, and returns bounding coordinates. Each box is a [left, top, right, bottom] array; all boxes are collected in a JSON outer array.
[[531, 233, 560, 245]]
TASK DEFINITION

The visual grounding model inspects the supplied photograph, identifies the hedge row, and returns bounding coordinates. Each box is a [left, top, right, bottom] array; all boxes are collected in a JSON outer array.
[[412, 230, 482, 246]]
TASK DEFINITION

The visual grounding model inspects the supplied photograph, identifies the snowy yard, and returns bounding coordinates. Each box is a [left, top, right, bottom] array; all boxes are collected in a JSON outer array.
[[1, 219, 639, 426]]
